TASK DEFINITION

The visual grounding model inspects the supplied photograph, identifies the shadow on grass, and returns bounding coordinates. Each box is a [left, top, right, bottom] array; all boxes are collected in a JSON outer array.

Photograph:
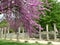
[[0, 40, 45, 45]]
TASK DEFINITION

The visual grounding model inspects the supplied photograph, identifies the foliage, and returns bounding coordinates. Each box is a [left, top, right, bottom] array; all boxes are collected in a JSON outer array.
[[0, 20, 8, 27], [38, 0, 60, 31], [0, 0, 49, 33]]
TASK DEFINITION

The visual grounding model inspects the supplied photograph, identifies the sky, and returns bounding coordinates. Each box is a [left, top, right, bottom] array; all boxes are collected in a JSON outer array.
[[0, 14, 4, 19], [57, 0, 60, 2]]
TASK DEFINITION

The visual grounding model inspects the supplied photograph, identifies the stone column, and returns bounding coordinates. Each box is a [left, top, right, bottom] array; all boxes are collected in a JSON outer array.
[[46, 24, 49, 40], [16, 27, 20, 41], [39, 30, 42, 40], [22, 27, 25, 39], [1, 28, 3, 38], [18, 27, 20, 34], [7, 27, 9, 34], [53, 23, 57, 41], [18, 27, 20, 39], [4, 27, 7, 39], [16, 32, 19, 41], [0, 28, 1, 38]]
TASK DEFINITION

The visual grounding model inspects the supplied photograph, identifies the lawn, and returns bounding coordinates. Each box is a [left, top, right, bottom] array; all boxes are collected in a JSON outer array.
[[0, 40, 46, 45]]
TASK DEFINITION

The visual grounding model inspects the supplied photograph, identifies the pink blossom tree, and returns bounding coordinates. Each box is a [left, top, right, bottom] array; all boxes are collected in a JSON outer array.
[[0, 0, 49, 34]]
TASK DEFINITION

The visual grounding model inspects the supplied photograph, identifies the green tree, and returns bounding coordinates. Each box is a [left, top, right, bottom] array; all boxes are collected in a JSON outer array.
[[39, 0, 60, 31], [0, 20, 8, 27]]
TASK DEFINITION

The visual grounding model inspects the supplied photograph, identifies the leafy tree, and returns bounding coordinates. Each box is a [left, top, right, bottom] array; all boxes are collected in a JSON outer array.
[[0, 0, 48, 34], [39, 0, 60, 31], [0, 20, 8, 28]]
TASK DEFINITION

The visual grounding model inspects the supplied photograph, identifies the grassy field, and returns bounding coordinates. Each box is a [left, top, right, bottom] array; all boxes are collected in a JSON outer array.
[[0, 40, 46, 45]]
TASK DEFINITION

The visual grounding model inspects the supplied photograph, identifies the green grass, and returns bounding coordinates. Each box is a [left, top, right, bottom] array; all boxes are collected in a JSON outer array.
[[0, 40, 46, 45]]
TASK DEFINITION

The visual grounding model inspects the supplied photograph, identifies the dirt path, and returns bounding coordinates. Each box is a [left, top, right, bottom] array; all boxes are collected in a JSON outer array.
[[2, 38, 60, 45]]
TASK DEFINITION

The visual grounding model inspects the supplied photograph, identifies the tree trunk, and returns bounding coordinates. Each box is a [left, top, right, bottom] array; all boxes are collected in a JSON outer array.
[[46, 24, 49, 40]]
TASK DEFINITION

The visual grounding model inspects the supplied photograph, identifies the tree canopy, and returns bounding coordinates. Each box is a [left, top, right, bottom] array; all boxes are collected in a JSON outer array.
[[0, 20, 8, 27], [0, 0, 50, 34], [39, 0, 60, 31]]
